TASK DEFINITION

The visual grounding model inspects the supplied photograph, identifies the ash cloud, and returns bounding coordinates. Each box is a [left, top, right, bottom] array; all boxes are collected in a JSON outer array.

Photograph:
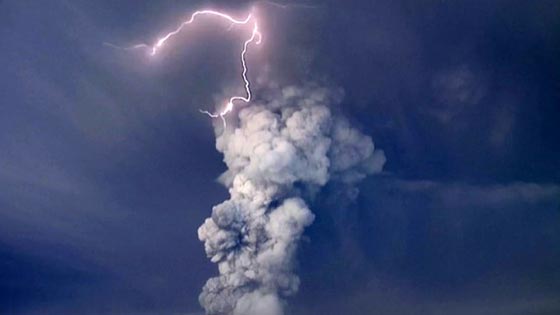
[[197, 83, 386, 314]]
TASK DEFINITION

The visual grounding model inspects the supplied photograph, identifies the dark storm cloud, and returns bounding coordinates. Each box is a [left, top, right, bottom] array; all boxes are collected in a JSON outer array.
[[312, 0, 560, 182], [294, 178, 560, 315], [395, 180, 560, 208], [429, 65, 487, 125]]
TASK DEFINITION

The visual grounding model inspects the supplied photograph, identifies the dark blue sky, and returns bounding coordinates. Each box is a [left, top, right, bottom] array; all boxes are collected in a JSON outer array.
[[1, 1, 559, 314]]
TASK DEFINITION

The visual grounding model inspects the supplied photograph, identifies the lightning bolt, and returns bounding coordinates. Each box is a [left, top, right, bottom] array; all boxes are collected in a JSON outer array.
[[106, 9, 262, 127]]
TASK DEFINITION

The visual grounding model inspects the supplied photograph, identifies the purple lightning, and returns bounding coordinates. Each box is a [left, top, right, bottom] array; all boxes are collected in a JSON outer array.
[[107, 9, 262, 127]]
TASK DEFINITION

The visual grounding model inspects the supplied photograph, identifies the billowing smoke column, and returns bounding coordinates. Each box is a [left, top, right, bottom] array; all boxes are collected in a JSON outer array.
[[198, 84, 386, 314], [105, 6, 385, 314]]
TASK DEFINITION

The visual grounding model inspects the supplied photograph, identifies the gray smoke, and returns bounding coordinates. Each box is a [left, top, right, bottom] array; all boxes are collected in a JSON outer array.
[[198, 83, 386, 315]]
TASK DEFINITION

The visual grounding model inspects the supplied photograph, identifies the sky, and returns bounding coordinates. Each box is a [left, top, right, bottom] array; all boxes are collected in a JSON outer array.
[[1, 0, 559, 314]]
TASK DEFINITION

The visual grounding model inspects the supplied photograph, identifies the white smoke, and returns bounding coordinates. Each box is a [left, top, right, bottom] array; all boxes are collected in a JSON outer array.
[[198, 83, 386, 315]]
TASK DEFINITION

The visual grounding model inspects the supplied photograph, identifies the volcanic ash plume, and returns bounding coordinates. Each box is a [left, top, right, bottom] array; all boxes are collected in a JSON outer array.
[[198, 84, 386, 315]]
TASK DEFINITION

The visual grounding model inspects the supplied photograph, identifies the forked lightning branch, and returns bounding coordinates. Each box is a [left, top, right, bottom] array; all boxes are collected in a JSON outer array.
[[107, 9, 262, 127]]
